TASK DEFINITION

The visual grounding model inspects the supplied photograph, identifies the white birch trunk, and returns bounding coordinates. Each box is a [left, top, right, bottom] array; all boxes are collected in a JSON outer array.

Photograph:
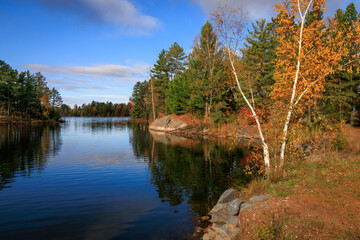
[[227, 49, 271, 170], [151, 77, 156, 121], [279, 0, 313, 166]]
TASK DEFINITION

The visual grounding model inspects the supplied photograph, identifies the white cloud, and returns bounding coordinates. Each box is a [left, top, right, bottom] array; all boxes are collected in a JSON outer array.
[[190, 0, 275, 19], [22, 62, 149, 104], [23, 62, 150, 82], [83, 0, 158, 31], [35, 0, 159, 33], [190, 0, 359, 19]]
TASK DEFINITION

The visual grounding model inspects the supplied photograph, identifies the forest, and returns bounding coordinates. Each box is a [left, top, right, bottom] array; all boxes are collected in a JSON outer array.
[[130, 1, 360, 172], [130, 3, 359, 124], [0, 60, 63, 121], [0, 61, 131, 120]]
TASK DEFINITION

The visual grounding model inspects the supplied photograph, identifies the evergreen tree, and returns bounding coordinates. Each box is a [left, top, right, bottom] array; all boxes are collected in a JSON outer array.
[[241, 18, 277, 106], [151, 50, 170, 117], [15, 71, 39, 118], [166, 70, 192, 114], [0, 60, 64, 120], [130, 81, 149, 119], [167, 42, 187, 80], [322, 3, 360, 121], [189, 21, 228, 119], [0, 60, 18, 115], [49, 87, 63, 108]]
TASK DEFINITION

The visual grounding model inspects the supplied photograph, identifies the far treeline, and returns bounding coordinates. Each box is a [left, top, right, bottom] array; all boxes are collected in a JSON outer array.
[[60, 101, 131, 117], [130, 2, 360, 124], [0, 60, 63, 121]]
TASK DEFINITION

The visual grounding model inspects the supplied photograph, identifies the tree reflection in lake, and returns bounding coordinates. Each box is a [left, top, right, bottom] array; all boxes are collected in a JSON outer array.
[[0, 124, 62, 189], [129, 123, 249, 217]]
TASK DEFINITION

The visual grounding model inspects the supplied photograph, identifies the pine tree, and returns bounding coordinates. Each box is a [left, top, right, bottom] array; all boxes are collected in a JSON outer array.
[[189, 21, 228, 119], [322, 3, 360, 121], [130, 81, 149, 119], [151, 50, 170, 117], [166, 70, 192, 114], [241, 18, 277, 106], [167, 42, 187, 80], [0, 60, 18, 115], [16, 71, 39, 118], [49, 87, 63, 108]]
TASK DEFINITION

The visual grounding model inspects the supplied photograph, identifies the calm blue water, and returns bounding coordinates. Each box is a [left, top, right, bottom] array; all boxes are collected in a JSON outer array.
[[0, 117, 247, 240]]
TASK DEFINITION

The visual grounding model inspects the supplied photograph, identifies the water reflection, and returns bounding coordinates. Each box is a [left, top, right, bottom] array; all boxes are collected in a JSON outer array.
[[0, 125, 62, 189], [62, 117, 130, 134], [0, 119, 249, 240], [129, 123, 248, 217]]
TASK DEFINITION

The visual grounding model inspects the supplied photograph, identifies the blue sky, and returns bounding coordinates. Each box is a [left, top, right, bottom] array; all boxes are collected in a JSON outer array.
[[0, 0, 357, 107]]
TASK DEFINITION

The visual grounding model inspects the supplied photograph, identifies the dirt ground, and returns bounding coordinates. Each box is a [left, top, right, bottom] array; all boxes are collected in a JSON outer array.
[[235, 126, 360, 240]]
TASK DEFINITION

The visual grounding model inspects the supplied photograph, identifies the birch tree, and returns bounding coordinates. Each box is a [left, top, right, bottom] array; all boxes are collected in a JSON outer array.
[[272, 0, 359, 166], [212, 7, 271, 171], [212, 1, 359, 172]]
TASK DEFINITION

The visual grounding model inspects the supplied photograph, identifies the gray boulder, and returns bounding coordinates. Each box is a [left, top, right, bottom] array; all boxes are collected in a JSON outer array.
[[249, 194, 272, 202], [226, 216, 239, 227], [240, 202, 253, 212], [217, 189, 239, 204], [228, 198, 243, 216], [210, 205, 229, 224], [149, 115, 188, 132]]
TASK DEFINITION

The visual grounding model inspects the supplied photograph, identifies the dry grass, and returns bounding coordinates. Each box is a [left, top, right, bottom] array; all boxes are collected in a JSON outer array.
[[343, 125, 360, 155], [237, 125, 360, 239]]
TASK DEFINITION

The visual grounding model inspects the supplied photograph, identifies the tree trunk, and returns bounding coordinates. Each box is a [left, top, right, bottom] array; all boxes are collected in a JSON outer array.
[[151, 78, 156, 120], [226, 47, 271, 170], [279, 2, 312, 167]]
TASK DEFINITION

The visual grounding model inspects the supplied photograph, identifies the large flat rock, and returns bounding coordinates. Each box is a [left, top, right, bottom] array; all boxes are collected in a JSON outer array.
[[149, 115, 188, 132]]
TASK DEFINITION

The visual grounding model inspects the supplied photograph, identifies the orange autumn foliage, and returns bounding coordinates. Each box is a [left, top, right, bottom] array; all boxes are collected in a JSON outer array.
[[270, 0, 360, 165], [272, 0, 359, 111]]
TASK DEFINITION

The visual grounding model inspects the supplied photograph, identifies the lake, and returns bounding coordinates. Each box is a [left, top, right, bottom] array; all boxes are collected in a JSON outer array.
[[0, 117, 248, 240]]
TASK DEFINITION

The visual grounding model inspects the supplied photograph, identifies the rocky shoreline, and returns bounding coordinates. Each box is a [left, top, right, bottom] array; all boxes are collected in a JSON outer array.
[[202, 189, 272, 240], [149, 115, 261, 143]]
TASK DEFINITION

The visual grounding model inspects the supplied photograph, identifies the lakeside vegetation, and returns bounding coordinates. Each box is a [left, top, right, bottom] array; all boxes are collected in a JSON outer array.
[[0, 60, 63, 122], [131, 3, 359, 124], [130, 1, 360, 237], [130, 1, 360, 169]]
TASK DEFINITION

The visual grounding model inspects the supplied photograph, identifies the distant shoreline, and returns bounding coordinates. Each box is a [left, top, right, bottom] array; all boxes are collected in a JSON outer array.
[[0, 119, 66, 125]]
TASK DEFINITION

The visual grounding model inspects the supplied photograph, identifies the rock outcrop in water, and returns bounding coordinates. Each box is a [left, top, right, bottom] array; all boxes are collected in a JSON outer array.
[[149, 115, 189, 132]]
